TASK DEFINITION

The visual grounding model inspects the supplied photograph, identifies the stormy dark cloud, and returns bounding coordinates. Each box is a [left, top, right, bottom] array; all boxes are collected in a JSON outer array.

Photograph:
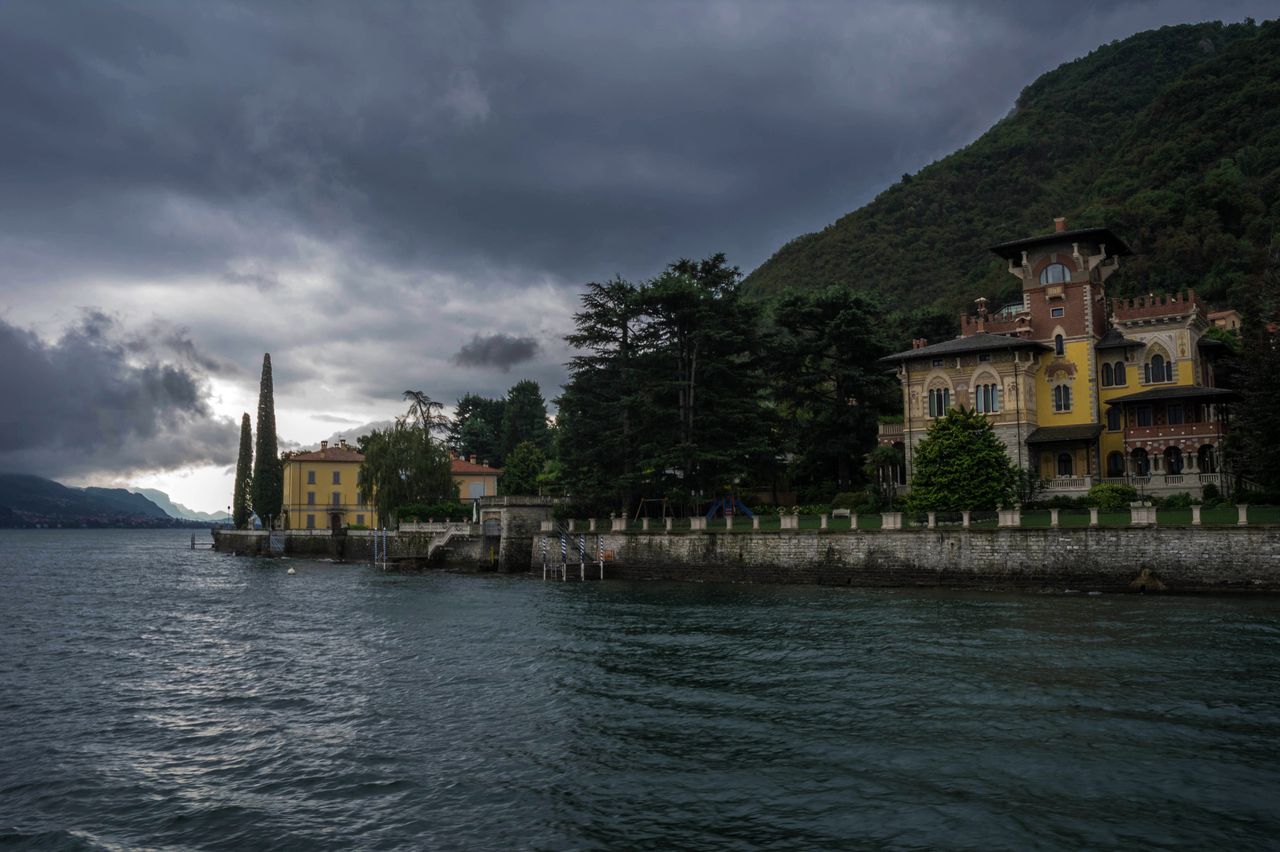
[[0, 0, 1270, 507], [452, 334, 542, 372], [0, 312, 237, 478]]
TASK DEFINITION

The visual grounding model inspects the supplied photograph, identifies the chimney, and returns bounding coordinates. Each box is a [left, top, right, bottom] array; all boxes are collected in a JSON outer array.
[[339, 438, 348, 449], [320, 440, 328, 449], [469, 454, 477, 464], [911, 338, 929, 350], [1054, 216, 1067, 233]]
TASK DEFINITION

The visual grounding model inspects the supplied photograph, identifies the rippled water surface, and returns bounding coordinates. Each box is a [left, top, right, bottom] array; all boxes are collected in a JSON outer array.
[[2, 530, 1280, 850]]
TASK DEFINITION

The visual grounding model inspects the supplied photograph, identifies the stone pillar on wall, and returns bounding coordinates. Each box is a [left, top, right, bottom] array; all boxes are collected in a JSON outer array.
[[1050, 508, 1060, 528], [1191, 505, 1202, 526], [487, 496, 557, 573], [690, 517, 707, 530], [882, 512, 903, 530], [1089, 507, 1099, 528]]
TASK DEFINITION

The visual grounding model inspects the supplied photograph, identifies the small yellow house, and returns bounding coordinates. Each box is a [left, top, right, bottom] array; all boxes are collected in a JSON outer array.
[[450, 452, 501, 501], [281, 440, 378, 530]]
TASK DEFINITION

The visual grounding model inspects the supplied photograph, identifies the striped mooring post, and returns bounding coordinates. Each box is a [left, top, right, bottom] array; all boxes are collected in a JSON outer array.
[[597, 534, 604, 580]]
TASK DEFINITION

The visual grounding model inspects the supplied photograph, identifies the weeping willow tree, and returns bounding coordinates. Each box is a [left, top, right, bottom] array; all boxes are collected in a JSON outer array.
[[358, 391, 456, 525]]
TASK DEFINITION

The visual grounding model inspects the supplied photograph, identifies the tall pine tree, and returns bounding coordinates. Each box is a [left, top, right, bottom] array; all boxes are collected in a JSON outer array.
[[232, 413, 253, 529], [251, 353, 283, 526], [500, 380, 551, 462]]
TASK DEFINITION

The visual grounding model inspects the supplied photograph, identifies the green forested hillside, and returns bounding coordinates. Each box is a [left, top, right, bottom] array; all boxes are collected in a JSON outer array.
[[744, 20, 1280, 318]]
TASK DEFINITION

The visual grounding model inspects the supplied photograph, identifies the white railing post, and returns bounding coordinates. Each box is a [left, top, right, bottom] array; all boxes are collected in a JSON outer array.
[[1238, 504, 1249, 527], [1050, 508, 1060, 528], [1089, 507, 1099, 528], [752, 516, 760, 530], [819, 514, 828, 530], [962, 510, 971, 528], [926, 511, 936, 529], [1191, 505, 1202, 526]]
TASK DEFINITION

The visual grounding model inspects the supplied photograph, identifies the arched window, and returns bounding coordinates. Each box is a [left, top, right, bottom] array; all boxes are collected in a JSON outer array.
[[1164, 446, 1184, 475], [1114, 361, 1126, 386], [1131, 448, 1150, 476], [1040, 263, 1071, 284], [1054, 334, 1065, 357], [1106, 406, 1122, 431], [1054, 384, 1072, 412], [927, 386, 951, 418], [1107, 451, 1126, 478], [1057, 453, 1074, 476], [1145, 352, 1173, 383], [1102, 362, 1113, 387], [1198, 444, 1217, 474], [973, 381, 1001, 414]]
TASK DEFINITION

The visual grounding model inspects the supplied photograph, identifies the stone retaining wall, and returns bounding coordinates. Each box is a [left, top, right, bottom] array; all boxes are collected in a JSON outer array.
[[530, 528, 1280, 592], [212, 529, 485, 565]]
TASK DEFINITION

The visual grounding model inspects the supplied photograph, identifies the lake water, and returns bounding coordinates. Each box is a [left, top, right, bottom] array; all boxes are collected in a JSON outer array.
[[1, 529, 1278, 850]]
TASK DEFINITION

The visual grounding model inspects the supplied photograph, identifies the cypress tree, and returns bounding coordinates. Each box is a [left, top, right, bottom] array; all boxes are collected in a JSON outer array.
[[232, 412, 253, 529], [251, 353, 283, 525]]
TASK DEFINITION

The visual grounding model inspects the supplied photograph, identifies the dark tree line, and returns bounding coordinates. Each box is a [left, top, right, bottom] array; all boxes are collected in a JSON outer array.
[[555, 254, 898, 515]]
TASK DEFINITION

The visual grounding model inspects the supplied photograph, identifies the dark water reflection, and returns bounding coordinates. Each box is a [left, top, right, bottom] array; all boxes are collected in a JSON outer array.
[[1, 530, 1278, 850]]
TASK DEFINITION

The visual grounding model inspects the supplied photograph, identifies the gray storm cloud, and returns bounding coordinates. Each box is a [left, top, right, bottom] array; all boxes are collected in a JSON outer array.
[[0, 312, 237, 478], [452, 334, 541, 372], [0, 0, 1271, 476]]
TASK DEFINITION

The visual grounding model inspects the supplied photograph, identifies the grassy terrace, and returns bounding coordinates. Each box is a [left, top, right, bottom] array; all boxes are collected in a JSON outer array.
[[581, 505, 1280, 532]]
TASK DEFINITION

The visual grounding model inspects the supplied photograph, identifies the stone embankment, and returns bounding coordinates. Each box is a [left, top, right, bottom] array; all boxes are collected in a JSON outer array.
[[533, 520, 1280, 593]]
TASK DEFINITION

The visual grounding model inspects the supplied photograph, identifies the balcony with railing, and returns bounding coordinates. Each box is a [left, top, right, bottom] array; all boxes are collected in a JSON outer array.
[[1123, 421, 1226, 445]]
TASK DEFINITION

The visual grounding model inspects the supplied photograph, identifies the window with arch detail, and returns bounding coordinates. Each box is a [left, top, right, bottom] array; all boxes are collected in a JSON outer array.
[[1145, 352, 1173, 383], [927, 387, 951, 418], [1101, 362, 1113, 387], [1106, 406, 1121, 431], [1114, 361, 1126, 385], [974, 382, 1001, 414], [1040, 263, 1071, 284], [1054, 334, 1065, 356], [1057, 453, 1074, 476], [1053, 384, 1072, 412], [1106, 451, 1126, 477]]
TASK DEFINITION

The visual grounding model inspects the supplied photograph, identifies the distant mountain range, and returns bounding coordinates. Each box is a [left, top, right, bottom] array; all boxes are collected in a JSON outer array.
[[129, 488, 232, 523], [0, 474, 227, 528]]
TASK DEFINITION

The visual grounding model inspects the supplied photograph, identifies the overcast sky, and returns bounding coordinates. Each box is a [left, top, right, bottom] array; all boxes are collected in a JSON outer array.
[[0, 0, 1271, 512]]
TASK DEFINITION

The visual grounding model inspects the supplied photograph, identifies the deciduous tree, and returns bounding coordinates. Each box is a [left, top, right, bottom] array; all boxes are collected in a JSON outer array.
[[907, 407, 1018, 512]]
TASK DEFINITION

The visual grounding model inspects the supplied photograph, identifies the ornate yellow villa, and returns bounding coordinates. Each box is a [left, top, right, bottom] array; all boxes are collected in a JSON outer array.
[[879, 218, 1234, 497]]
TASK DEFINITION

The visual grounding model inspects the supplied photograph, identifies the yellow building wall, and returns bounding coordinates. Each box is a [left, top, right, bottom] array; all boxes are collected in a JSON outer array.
[[282, 460, 378, 529], [1034, 339, 1095, 427], [454, 474, 498, 501]]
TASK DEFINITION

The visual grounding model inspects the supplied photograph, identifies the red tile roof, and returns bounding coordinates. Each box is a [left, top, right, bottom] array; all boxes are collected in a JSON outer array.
[[288, 446, 365, 462], [451, 458, 501, 476]]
